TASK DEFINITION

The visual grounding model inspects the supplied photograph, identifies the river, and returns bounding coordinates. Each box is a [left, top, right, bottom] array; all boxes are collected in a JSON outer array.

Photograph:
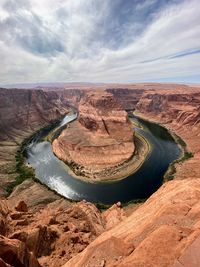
[[26, 113, 181, 204]]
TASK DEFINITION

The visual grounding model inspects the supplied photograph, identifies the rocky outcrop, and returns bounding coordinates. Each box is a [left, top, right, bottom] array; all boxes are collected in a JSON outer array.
[[0, 235, 41, 267], [102, 202, 126, 230], [52, 91, 135, 180], [7, 179, 61, 210], [63, 178, 200, 267], [0, 193, 126, 267], [0, 200, 10, 236], [0, 199, 41, 267]]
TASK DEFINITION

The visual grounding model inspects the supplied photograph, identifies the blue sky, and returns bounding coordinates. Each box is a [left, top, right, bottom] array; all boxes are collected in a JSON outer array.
[[0, 0, 199, 84]]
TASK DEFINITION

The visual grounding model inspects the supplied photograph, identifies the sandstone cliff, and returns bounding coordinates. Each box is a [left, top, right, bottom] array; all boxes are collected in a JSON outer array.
[[106, 88, 144, 110], [136, 87, 200, 181], [136, 88, 200, 126], [106, 83, 190, 111], [52, 91, 135, 180]]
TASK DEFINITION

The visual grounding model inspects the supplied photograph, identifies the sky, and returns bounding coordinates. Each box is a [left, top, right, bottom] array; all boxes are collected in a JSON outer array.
[[0, 0, 200, 85]]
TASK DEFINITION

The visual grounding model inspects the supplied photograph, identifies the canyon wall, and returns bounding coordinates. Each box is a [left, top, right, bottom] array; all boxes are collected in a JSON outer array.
[[0, 88, 86, 196], [136, 88, 200, 126], [106, 88, 144, 110], [136, 87, 200, 181], [0, 88, 85, 143], [106, 83, 190, 110], [62, 85, 200, 267]]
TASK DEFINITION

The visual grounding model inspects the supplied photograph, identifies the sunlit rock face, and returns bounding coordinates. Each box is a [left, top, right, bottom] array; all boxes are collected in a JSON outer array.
[[52, 91, 135, 178]]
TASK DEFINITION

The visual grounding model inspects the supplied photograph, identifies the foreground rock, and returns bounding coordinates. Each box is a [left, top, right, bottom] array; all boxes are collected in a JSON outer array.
[[0, 194, 125, 267], [63, 179, 200, 267], [52, 91, 135, 180], [0, 235, 41, 267]]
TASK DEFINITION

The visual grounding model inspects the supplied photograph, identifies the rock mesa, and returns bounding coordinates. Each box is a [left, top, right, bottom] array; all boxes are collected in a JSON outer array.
[[52, 91, 135, 179]]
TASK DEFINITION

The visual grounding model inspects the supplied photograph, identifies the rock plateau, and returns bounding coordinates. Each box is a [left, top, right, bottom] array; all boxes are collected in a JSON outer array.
[[52, 91, 135, 180]]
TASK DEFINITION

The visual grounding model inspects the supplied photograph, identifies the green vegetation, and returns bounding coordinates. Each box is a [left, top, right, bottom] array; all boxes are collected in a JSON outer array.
[[5, 117, 63, 195], [132, 113, 194, 183], [95, 198, 147, 211], [95, 202, 111, 211], [164, 134, 193, 182], [183, 151, 193, 160], [43, 124, 67, 143], [6, 137, 35, 194], [121, 198, 147, 207]]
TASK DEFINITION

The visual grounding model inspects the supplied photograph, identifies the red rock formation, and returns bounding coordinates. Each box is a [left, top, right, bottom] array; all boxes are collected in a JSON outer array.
[[15, 201, 28, 213], [106, 88, 144, 110], [102, 202, 126, 230], [63, 179, 200, 267], [0, 200, 10, 236], [136, 88, 200, 126], [0, 235, 41, 267], [0, 194, 126, 267], [0, 199, 40, 267], [172, 235, 200, 267], [52, 91, 135, 179]]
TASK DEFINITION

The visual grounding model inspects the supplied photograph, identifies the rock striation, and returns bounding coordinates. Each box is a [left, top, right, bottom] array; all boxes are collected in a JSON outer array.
[[136, 87, 200, 181], [63, 178, 200, 267], [106, 88, 144, 110], [136, 88, 200, 126], [52, 91, 135, 180]]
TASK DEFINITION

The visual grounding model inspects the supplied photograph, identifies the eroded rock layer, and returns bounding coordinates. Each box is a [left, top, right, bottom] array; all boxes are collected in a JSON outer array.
[[52, 91, 135, 179]]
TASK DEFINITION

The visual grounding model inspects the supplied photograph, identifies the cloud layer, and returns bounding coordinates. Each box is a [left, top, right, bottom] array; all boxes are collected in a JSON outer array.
[[0, 0, 200, 84]]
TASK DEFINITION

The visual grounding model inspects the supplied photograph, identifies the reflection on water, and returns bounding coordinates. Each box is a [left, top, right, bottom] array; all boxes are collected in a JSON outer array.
[[26, 114, 181, 204], [59, 113, 77, 127]]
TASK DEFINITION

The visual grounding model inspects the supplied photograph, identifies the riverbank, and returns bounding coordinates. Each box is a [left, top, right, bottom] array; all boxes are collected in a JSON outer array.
[[133, 111, 193, 182], [4, 114, 69, 195], [14, 112, 182, 205]]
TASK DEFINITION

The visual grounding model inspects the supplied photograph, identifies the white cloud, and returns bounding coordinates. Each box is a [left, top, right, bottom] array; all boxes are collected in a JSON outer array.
[[0, 0, 200, 84]]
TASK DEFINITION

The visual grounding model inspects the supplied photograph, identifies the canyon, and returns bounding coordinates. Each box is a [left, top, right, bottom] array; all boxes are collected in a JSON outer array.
[[0, 83, 200, 267], [52, 91, 135, 181]]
